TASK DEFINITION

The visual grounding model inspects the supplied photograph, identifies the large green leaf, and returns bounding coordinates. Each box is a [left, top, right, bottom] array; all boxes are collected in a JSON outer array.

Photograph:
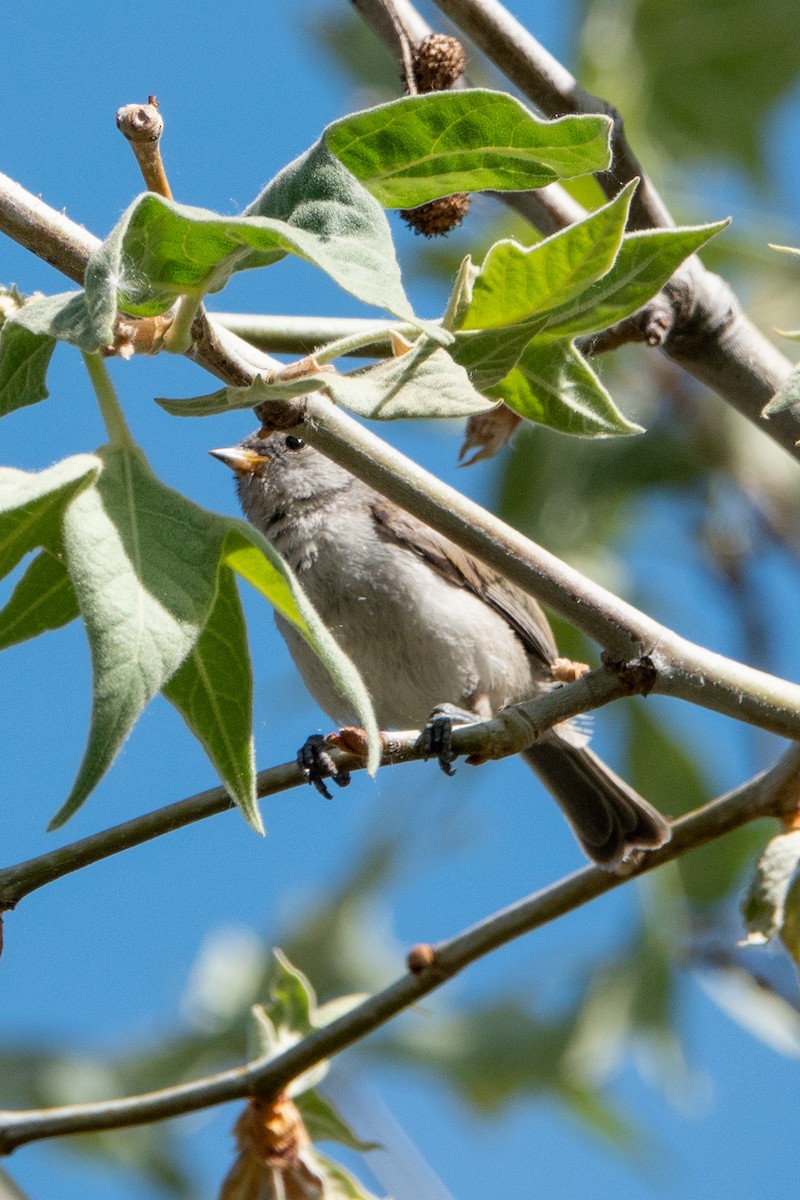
[[53, 446, 228, 827], [459, 183, 636, 331], [49, 447, 379, 828], [158, 341, 494, 421], [0, 293, 100, 417], [0, 455, 100, 578], [451, 319, 548, 391], [325, 89, 612, 207], [490, 339, 642, 437], [86, 147, 413, 343], [0, 549, 79, 651], [541, 221, 729, 338], [163, 565, 257, 831]]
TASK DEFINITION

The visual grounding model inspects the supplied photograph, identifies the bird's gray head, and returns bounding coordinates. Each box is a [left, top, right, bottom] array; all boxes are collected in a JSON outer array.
[[209, 430, 355, 527]]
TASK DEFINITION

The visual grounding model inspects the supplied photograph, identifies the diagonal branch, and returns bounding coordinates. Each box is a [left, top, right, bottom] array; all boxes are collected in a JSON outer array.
[[1, 740, 797, 1154]]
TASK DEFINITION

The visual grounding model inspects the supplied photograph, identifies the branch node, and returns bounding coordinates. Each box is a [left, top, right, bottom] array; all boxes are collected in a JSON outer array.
[[600, 652, 658, 695], [406, 942, 441, 975]]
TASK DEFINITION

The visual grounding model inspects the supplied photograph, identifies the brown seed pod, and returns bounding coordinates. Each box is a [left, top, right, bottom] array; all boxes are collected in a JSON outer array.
[[413, 34, 467, 93], [233, 1094, 309, 1169], [400, 193, 471, 237]]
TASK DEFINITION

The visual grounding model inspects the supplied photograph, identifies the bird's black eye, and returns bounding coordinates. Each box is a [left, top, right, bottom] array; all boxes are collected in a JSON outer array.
[[285, 435, 305, 451]]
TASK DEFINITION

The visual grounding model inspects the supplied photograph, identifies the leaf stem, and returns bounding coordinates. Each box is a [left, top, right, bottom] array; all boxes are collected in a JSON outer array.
[[81, 352, 136, 449], [312, 324, 421, 365], [164, 292, 204, 354]]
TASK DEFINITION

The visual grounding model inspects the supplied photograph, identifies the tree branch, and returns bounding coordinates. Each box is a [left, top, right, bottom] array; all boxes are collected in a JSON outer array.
[[1, 741, 797, 1154], [0, 668, 628, 909], [3, 172, 800, 740]]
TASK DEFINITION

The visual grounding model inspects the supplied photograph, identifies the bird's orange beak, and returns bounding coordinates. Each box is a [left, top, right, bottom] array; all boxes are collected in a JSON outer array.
[[208, 446, 268, 475]]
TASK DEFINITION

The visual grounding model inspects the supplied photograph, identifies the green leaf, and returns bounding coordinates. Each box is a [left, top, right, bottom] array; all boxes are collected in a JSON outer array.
[[162, 565, 258, 831], [541, 220, 729, 338], [157, 372, 329, 418], [296, 1091, 379, 1153], [160, 343, 494, 421], [222, 528, 380, 775], [0, 455, 100, 578], [763, 360, 800, 416], [324, 343, 494, 420], [490, 339, 642, 437], [0, 550, 79, 651], [51, 446, 227, 828], [459, 182, 637, 331], [248, 952, 328, 1096], [0, 324, 55, 415], [0, 293, 100, 416], [450, 319, 548, 391], [741, 830, 800, 965], [86, 149, 414, 343], [325, 90, 612, 208]]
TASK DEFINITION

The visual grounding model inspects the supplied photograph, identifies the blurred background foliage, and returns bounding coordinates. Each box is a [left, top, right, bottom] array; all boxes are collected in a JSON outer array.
[[3, 1, 800, 1197]]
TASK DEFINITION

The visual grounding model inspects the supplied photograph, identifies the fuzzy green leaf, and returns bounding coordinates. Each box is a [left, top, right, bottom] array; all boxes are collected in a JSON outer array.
[[160, 343, 492, 421], [0, 455, 100, 578], [0, 292, 100, 416], [222, 528, 380, 775], [0, 550, 79, 651], [86, 149, 413, 343], [51, 446, 227, 828], [451, 319, 548, 391], [325, 90, 612, 207], [541, 220, 729, 338], [460, 183, 636, 331], [490, 340, 643, 437], [162, 565, 258, 830]]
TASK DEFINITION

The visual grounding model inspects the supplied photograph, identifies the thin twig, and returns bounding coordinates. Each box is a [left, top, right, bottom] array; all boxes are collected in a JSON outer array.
[[1, 742, 797, 1153], [0, 668, 628, 909], [115, 100, 173, 199]]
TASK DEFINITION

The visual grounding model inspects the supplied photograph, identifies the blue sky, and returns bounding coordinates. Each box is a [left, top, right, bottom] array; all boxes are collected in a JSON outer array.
[[2, 2, 799, 1198]]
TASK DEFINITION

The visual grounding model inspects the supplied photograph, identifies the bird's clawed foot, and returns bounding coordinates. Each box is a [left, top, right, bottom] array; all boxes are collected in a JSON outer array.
[[297, 733, 351, 799], [422, 704, 478, 777]]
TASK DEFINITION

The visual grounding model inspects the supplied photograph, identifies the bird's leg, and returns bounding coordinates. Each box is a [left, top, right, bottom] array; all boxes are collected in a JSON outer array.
[[297, 733, 351, 800], [422, 703, 481, 777]]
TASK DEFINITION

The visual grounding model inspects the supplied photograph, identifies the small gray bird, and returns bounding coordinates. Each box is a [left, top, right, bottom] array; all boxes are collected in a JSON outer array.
[[212, 431, 670, 868]]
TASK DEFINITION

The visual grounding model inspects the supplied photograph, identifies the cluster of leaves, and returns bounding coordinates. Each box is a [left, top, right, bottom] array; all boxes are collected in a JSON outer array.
[[0, 88, 725, 830]]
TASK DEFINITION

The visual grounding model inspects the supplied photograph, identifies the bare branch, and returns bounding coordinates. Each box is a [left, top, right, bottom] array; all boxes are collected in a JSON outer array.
[[1, 741, 797, 1154]]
